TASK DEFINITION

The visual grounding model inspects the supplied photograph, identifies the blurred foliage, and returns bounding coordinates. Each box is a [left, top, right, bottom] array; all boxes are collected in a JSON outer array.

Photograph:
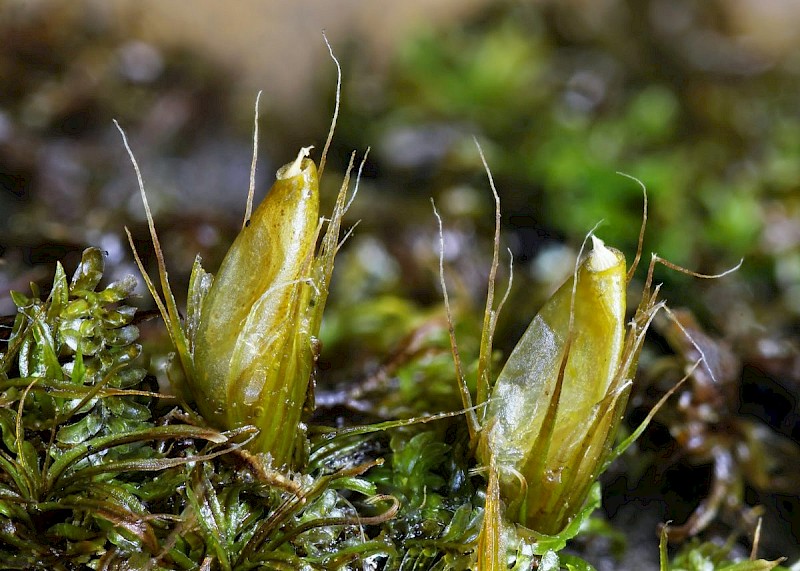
[[0, 1, 257, 317], [339, 0, 800, 322], [662, 533, 787, 571]]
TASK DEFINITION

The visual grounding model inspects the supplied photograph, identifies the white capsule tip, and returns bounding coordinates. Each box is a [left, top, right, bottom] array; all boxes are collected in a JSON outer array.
[[279, 145, 314, 179], [589, 235, 618, 272]]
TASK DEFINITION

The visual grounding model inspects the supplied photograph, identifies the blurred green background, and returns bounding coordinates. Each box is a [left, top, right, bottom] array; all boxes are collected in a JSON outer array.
[[2, 0, 800, 327]]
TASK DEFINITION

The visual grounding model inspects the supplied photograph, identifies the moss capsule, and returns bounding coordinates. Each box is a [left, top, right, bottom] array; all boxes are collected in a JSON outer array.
[[477, 236, 631, 534], [192, 148, 320, 465]]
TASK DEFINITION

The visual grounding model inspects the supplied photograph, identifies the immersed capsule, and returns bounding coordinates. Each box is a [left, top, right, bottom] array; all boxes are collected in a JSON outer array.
[[477, 236, 631, 534], [192, 147, 321, 466]]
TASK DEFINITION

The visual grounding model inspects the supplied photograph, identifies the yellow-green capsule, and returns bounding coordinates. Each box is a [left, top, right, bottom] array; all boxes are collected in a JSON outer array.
[[192, 148, 320, 465], [478, 236, 628, 534]]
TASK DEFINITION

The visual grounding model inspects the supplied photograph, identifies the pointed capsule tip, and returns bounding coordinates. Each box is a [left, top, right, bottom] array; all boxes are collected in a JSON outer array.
[[589, 235, 618, 272], [279, 145, 314, 180]]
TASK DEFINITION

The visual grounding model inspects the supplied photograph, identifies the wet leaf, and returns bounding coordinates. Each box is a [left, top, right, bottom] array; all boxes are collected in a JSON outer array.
[[56, 412, 104, 444], [70, 248, 105, 292]]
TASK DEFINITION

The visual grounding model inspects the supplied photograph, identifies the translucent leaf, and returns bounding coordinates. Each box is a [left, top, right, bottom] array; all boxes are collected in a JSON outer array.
[[70, 248, 105, 292], [69, 348, 86, 385], [539, 550, 560, 571], [31, 319, 62, 380], [107, 325, 139, 347], [59, 317, 88, 353], [186, 255, 213, 352], [99, 275, 138, 302], [63, 298, 90, 319], [331, 476, 377, 496], [46, 262, 69, 323], [18, 336, 32, 378], [18, 440, 41, 483], [440, 504, 476, 542], [104, 305, 137, 328], [0, 409, 18, 451], [110, 343, 141, 365], [112, 366, 146, 389], [105, 397, 151, 421], [46, 522, 96, 540], [57, 413, 104, 444], [9, 290, 31, 309]]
